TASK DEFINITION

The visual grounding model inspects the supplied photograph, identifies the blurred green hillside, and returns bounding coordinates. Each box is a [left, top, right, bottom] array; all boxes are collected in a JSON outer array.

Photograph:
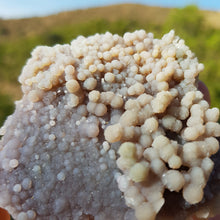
[[0, 4, 220, 126]]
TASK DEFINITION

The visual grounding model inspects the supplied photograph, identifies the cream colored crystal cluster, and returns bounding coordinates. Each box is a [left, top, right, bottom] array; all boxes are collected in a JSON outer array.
[[0, 30, 219, 220]]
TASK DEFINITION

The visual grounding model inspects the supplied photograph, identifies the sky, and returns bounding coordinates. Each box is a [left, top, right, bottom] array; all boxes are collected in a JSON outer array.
[[0, 0, 220, 19]]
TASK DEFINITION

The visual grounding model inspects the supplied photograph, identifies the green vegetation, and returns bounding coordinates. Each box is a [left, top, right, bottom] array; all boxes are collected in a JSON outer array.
[[0, 4, 220, 126], [0, 93, 14, 126]]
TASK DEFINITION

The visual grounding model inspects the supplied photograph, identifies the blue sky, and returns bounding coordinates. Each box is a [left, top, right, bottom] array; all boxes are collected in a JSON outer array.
[[0, 0, 220, 19]]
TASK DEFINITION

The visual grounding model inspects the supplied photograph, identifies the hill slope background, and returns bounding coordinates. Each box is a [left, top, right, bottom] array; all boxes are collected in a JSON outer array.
[[0, 3, 220, 126]]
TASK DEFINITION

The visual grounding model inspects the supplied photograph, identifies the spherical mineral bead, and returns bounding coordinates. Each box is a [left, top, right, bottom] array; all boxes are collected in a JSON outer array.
[[183, 125, 204, 141], [65, 65, 75, 81], [201, 157, 214, 177], [119, 110, 138, 126], [151, 91, 172, 113], [162, 170, 185, 192], [205, 122, 220, 137], [137, 94, 153, 106], [13, 184, 22, 193], [162, 115, 182, 132], [28, 90, 43, 102], [17, 212, 28, 220], [190, 167, 205, 187], [205, 108, 219, 122], [128, 82, 145, 96], [135, 202, 156, 220], [88, 90, 100, 102], [118, 142, 136, 158], [83, 78, 97, 90], [182, 142, 200, 165], [139, 134, 152, 148], [22, 178, 32, 190], [150, 158, 167, 176], [204, 137, 219, 155], [125, 99, 140, 110], [183, 184, 204, 204], [88, 64, 97, 73], [129, 162, 150, 183], [104, 72, 115, 83], [27, 210, 36, 219], [57, 172, 66, 181], [152, 135, 170, 149], [158, 143, 176, 162], [9, 159, 19, 169], [110, 95, 124, 108], [49, 134, 56, 141], [95, 103, 107, 116], [65, 65, 75, 75], [143, 117, 158, 133], [117, 157, 136, 171], [66, 79, 80, 93], [181, 91, 195, 108], [67, 94, 79, 107], [86, 123, 100, 138], [104, 123, 123, 143], [143, 148, 159, 161], [168, 155, 182, 169]]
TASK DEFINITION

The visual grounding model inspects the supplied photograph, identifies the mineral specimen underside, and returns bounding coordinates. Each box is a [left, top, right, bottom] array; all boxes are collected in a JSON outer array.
[[0, 30, 219, 220]]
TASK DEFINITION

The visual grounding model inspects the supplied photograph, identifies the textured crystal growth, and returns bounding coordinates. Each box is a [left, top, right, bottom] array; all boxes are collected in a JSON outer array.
[[0, 30, 219, 220]]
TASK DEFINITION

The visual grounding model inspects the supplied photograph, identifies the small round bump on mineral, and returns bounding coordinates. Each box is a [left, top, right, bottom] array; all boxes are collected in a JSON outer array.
[[119, 110, 138, 126], [201, 157, 214, 177], [67, 93, 79, 107], [104, 72, 115, 83], [204, 137, 219, 155], [205, 121, 220, 137], [17, 212, 28, 220], [143, 148, 159, 161], [13, 184, 22, 193], [100, 163, 107, 171], [135, 202, 156, 220], [129, 162, 150, 183], [102, 141, 110, 152], [118, 142, 136, 159], [83, 77, 97, 90], [66, 79, 80, 93], [65, 65, 75, 80], [49, 120, 56, 126], [152, 135, 170, 149], [168, 155, 182, 169], [151, 91, 173, 113], [143, 117, 158, 133], [32, 165, 41, 173], [117, 157, 136, 170], [104, 123, 123, 143], [183, 184, 204, 204], [162, 170, 185, 192], [94, 103, 107, 116], [205, 107, 219, 122], [57, 172, 66, 181], [22, 178, 32, 190], [27, 210, 36, 219], [9, 159, 19, 169], [27, 90, 43, 102], [190, 167, 205, 187], [150, 158, 167, 176], [110, 95, 124, 109], [108, 149, 116, 160], [49, 134, 56, 141]]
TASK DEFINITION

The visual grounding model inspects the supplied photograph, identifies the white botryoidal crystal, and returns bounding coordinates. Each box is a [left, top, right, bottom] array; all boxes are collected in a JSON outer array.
[[0, 30, 219, 220]]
